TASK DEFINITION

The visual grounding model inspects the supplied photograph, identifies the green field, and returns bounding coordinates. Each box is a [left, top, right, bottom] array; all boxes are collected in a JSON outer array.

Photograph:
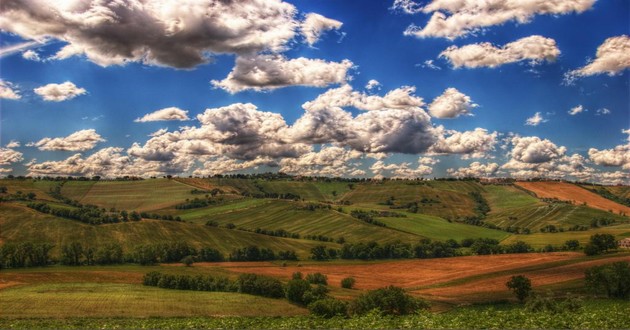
[[191, 200, 422, 243], [0, 204, 334, 258], [501, 223, 630, 247], [483, 185, 542, 211], [378, 213, 510, 241], [0, 283, 306, 318]]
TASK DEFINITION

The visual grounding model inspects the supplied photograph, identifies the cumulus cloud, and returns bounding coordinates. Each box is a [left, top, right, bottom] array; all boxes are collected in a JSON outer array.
[[429, 128, 498, 158], [280, 146, 365, 177], [291, 85, 436, 154], [419, 156, 439, 166], [28, 129, 105, 151], [404, 0, 594, 39], [211, 55, 353, 93], [0, 148, 24, 166], [370, 159, 433, 179], [588, 145, 630, 170], [33, 81, 87, 101], [565, 35, 630, 83], [193, 156, 277, 177], [135, 107, 190, 122], [0, 80, 21, 100], [6, 140, 20, 148], [0, 0, 300, 68], [429, 87, 477, 118], [525, 112, 546, 126], [440, 35, 560, 69], [22, 49, 41, 61], [301, 13, 343, 46], [447, 162, 499, 178], [568, 105, 585, 115], [365, 79, 381, 91], [506, 136, 566, 164]]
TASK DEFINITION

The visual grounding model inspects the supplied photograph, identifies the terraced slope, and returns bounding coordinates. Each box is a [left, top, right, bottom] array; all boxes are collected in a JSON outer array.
[[0, 204, 331, 258], [515, 181, 630, 215]]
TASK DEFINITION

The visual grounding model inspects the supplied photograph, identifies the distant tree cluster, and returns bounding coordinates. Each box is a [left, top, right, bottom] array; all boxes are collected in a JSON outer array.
[[349, 210, 387, 227], [27, 202, 141, 225], [0, 242, 54, 268], [229, 246, 297, 262]]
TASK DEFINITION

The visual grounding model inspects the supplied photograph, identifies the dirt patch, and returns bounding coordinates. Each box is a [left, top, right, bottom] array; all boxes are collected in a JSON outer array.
[[0, 280, 24, 290], [416, 255, 630, 303], [515, 181, 630, 215], [184, 253, 582, 290]]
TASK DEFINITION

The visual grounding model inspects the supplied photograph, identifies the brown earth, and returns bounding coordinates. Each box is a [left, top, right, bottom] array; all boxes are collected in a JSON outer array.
[[174, 178, 238, 194], [515, 181, 630, 215], [416, 255, 630, 303], [191, 253, 583, 290]]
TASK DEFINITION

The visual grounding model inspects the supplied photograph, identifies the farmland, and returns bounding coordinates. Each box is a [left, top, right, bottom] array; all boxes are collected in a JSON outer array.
[[1, 176, 629, 328]]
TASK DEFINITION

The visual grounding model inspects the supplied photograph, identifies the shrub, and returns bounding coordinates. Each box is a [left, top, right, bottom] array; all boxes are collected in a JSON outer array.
[[308, 298, 348, 318], [306, 272, 328, 285], [584, 233, 617, 255], [302, 284, 329, 305], [348, 286, 429, 316], [286, 279, 312, 305], [585, 261, 630, 299], [341, 277, 356, 289], [181, 255, 194, 267], [292, 272, 303, 280], [506, 275, 532, 303], [237, 273, 284, 298]]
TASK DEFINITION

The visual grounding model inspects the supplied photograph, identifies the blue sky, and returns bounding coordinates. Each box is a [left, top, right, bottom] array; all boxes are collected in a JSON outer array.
[[0, 0, 628, 183]]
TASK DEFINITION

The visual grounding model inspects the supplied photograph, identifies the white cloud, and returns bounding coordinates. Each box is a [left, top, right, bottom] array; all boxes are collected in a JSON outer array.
[[0, 148, 24, 166], [370, 159, 433, 179], [28, 129, 105, 151], [440, 35, 560, 69], [0, 80, 21, 100], [428, 87, 477, 118], [568, 105, 585, 115], [405, 0, 595, 39], [365, 79, 381, 91], [0, 39, 47, 58], [22, 49, 41, 61], [421, 59, 441, 70], [525, 112, 546, 126], [301, 13, 343, 46], [135, 107, 190, 122], [0, 0, 300, 68], [588, 144, 630, 170], [280, 146, 364, 177], [33, 81, 87, 101], [429, 128, 498, 158], [6, 140, 21, 148], [390, 0, 423, 14], [212, 55, 353, 93], [447, 162, 499, 178], [566, 35, 630, 82], [419, 156, 439, 166], [506, 136, 566, 164], [596, 108, 611, 115]]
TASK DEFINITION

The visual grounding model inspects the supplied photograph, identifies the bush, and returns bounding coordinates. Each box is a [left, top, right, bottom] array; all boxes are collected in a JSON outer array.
[[506, 275, 532, 303], [584, 233, 617, 255], [585, 261, 630, 299], [308, 298, 348, 318], [237, 273, 284, 298], [306, 272, 328, 285], [349, 286, 429, 316], [286, 279, 312, 305], [302, 284, 329, 305], [341, 277, 356, 289], [181, 255, 194, 267], [526, 293, 583, 313]]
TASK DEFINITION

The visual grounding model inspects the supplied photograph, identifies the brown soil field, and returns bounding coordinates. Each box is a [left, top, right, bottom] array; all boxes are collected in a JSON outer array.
[[193, 253, 583, 291], [515, 181, 630, 215], [416, 255, 630, 303]]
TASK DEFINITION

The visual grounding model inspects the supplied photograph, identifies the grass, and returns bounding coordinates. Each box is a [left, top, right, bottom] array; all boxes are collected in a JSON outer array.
[[198, 200, 421, 243], [378, 213, 510, 241], [483, 185, 542, 211], [0, 204, 334, 258], [343, 181, 477, 219], [485, 203, 630, 231], [501, 223, 630, 247], [0, 283, 307, 318], [67, 179, 196, 211]]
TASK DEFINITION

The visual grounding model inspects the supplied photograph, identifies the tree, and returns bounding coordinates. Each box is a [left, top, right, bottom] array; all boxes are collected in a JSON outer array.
[[181, 255, 194, 267], [585, 261, 630, 299], [341, 277, 356, 289], [61, 242, 84, 266], [584, 233, 617, 255], [308, 298, 348, 318], [348, 286, 429, 315], [506, 275, 532, 302], [286, 279, 312, 305], [310, 245, 330, 260], [564, 239, 580, 251]]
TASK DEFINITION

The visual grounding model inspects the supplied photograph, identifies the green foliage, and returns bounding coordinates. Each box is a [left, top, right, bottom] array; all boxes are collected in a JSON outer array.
[[0, 242, 54, 268], [308, 298, 348, 318], [341, 277, 356, 289], [564, 239, 580, 251], [181, 255, 194, 266], [237, 273, 285, 299], [60, 242, 85, 266], [506, 275, 532, 303], [340, 241, 414, 260], [349, 286, 429, 316], [584, 233, 617, 255], [285, 279, 313, 305], [230, 245, 277, 261], [306, 272, 328, 285], [525, 293, 583, 313], [585, 261, 630, 299], [504, 241, 534, 254]]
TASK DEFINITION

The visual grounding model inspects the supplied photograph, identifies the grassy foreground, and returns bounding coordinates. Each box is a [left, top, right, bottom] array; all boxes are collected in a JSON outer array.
[[1, 300, 628, 329]]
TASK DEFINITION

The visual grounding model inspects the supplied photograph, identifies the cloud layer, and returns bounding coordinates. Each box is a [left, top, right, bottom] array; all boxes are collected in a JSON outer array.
[[135, 107, 190, 122], [28, 129, 105, 151]]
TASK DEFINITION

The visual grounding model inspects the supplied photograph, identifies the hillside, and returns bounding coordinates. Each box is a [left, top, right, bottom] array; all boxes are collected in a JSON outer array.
[[515, 181, 630, 215]]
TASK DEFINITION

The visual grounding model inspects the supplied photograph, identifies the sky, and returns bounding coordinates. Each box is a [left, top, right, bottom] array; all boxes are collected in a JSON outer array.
[[0, 0, 628, 183]]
